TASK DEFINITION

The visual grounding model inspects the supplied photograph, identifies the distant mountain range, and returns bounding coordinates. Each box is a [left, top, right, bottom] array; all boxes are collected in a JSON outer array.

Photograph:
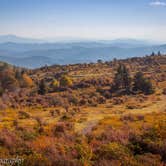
[[0, 35, 46, 43], [0, 35, 165, 68]]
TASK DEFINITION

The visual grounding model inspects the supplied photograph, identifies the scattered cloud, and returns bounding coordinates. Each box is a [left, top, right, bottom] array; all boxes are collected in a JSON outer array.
[[149, 0, 166, 7]]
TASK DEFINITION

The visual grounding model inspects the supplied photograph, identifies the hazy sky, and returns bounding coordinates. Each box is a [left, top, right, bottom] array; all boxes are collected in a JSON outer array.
[[0, 0, 166, 41]]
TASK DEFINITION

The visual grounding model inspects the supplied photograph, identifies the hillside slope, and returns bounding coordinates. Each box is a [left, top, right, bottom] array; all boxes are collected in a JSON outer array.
[[0, 55, 166, 165]]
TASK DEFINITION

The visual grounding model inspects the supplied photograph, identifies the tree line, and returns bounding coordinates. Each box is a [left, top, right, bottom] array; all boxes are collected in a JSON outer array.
[[111, 64, 154, 95]]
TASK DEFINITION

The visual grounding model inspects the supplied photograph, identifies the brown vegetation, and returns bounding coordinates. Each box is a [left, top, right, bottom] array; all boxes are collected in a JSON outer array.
[[0, 54, 166, 165]]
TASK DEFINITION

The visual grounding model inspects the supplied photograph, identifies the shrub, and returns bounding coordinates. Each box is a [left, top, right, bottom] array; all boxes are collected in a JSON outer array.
[[50, 110, 56, 117], [103, 91, 112, 99], [136, 115, 144, 121], [121, 114, 144, 122], [0, 85, 4, 96], [75, 143, 93, 166], [35, 117, 44, 126], [133, 72, 154, 95], [22, 130, 37, 141], [128, 124, 166, 159], [50, 96, 64, 106], [22, 73, 34, 87], [67, 94, 79, 105], [51, 79, 60, 91], [97, 128, 130, 145], [135, 153, 162, 166], [52, 122, 74, 137], [1, 74, 19, 91], [18, 111, 31, 119], [98, 96, 106, 104], [0, 129, 21, 150], [0, 99, 7, 110], [23, 153, 51, 166], [162, 88, 166, 95], [96, 142, 134, 165], [112, 97, 125, 105], [79, 98, 88, 105], [126, 102, 141, 109], [60, 75, 73, 87], [53, 123, 65, 133]]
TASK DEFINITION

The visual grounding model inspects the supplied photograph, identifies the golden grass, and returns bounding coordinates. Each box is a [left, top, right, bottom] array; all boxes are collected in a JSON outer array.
[[0, 91, 166, 140]]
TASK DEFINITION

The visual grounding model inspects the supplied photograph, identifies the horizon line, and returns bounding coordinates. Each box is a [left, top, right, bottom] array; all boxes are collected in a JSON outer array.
[[0, 34, 166, 44]]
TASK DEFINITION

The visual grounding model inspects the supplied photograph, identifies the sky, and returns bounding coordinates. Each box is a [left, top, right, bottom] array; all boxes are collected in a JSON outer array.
[[0, 0, 166, 42]]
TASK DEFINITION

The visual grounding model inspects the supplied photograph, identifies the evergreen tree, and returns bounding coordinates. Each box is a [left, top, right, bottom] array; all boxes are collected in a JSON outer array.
[[133, 72, 154, 94], [0, 82, 4, 96], [158, 51, 161, 56], [151, 52, 155, 56], [38, 79, 47, 95], [133, 72, 144, 91], [112, 64, 131, 93]]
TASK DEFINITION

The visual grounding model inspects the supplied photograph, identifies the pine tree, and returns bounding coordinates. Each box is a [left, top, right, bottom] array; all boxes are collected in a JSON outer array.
[[151, 52, 155, 56], [38, 79, 47, 95], [112, 64, 131, 93], [133, 72, 144, 91], [133, 72, 154, 95], [158, 51, 161, 56]]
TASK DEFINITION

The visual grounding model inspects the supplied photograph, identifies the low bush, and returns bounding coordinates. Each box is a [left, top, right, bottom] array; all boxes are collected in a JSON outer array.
[[95, 142, 135, 165], [18, 111, 31, 119]]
